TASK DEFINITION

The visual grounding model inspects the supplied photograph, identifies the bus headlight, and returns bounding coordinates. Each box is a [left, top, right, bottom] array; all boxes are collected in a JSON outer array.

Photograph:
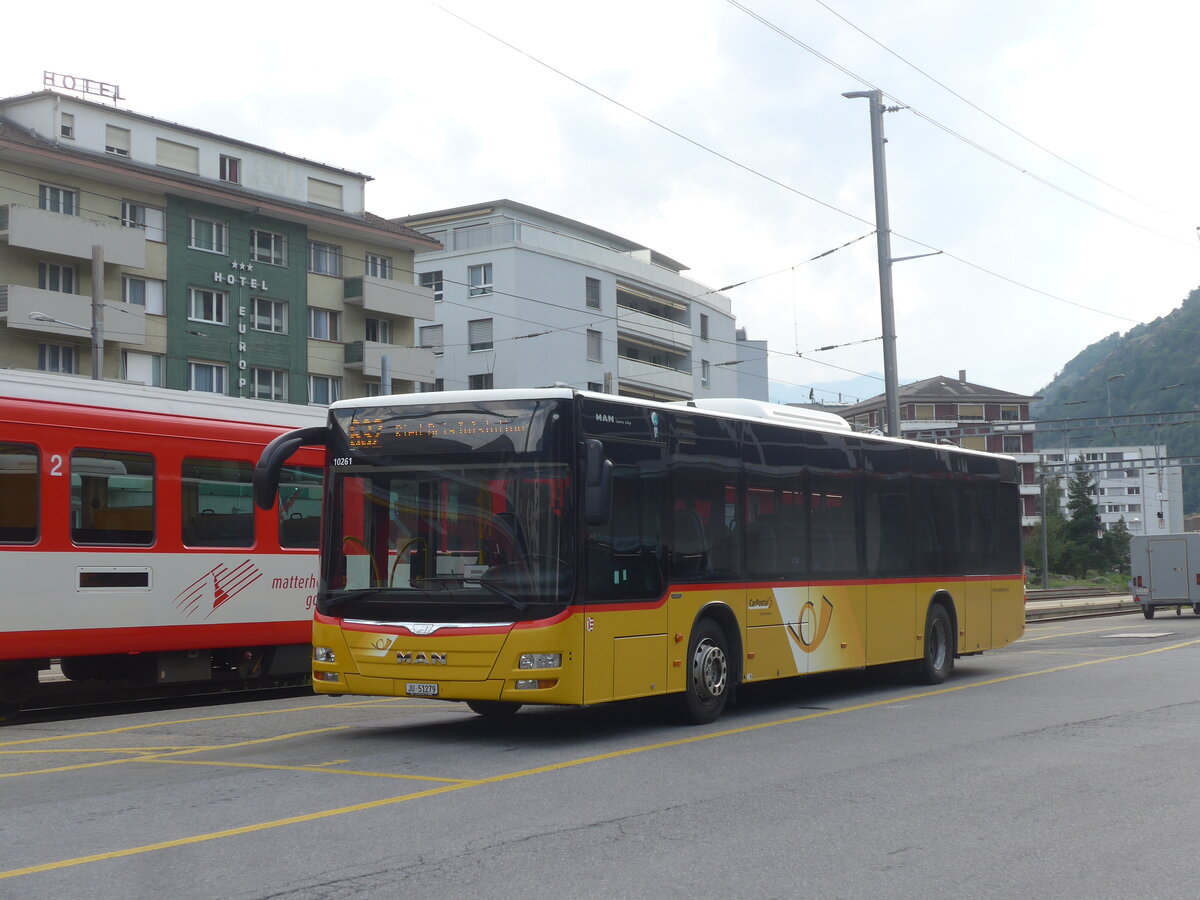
[[515, 679, 558, 690], [518, 653, 561, 669], [314, 671, 341, 683], [314, 646, 336, 663]]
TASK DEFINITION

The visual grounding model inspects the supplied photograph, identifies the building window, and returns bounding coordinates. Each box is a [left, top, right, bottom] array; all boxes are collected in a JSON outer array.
[[912, 404, 935, 421], [587, 329, 602, 362], [250, 229, 287, 266], [958, 404, 984, 421], [122, 351, 164, 386], [366, 254, 392, 279], [105, 125, 131, 157], [420, 324, 443, 356], [189, 287, 228, 325], [308, 241, 342, 276], [157, 138, 200, 173], [121, 202, 166, 241], [468, 318, 493, 352], [59, 113, 74, 139], [308, 308, 341, 341], [38, 262, 76, 293], [189, 216, 228, 254], [307, 178, 343, 209], [251, 297, 288, 334], [469, 373, 494, 390], [219, 154, 241, 184], [251, 367, 288, 402], [39, 184, 77, 215], [38, 343, 76, 374], [1002, 435, 1023, 453], [700, 313, 709, 342], [587, 381, 603, 393], [468, 263, 493, 296], [419, 378, 446, 393], [420, 270, 444, 302], [365, 317, 391, 344], [1000, 405, 1020, 421], [701, 359, 710, 388], [586, 277, 601, 309], [189, 361, 227, 394], [308, 374, 342, 406], [122, 276, 165, 315]]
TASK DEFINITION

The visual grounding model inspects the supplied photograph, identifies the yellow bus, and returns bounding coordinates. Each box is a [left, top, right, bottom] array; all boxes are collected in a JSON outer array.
[[253, 390, 1024, 724]]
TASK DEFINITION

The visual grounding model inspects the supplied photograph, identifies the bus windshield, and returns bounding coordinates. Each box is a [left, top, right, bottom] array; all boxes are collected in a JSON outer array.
[[323, 461, 573, 621]]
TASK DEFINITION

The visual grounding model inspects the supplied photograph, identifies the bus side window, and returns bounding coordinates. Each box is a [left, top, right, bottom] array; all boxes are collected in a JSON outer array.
[[71, 449, 155, 546], [0, 442, 39, 544]]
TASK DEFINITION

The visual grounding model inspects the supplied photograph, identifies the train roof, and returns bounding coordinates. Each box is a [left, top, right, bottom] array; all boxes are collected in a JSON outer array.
[[0, 369, 328, 429]]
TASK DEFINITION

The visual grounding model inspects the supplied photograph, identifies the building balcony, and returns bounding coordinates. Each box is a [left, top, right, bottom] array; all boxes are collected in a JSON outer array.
[[617, 356, 693, 398], [1, 204, 146, 268], [616, 305, 692, 351], [344, 341, 435, 382], [0, 284, 145, 345], [343, 276, 434, 322]]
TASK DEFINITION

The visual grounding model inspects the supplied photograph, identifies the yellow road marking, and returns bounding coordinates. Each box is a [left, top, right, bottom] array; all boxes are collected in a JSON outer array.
[[150, 759, 471, 783], [4, 637, 1199, 881]]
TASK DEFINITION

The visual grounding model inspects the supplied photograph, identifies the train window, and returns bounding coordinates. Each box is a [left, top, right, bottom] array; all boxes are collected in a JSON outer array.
[[0, 442, 39, 543], [71, 449, 155, 545], [278, 465, 322, 548], [181, 459, 254, 547]]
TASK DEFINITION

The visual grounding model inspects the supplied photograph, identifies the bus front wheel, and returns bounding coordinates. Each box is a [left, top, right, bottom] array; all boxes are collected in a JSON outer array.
[[678, 619, 730, 725], [918, 604, 953, 685]]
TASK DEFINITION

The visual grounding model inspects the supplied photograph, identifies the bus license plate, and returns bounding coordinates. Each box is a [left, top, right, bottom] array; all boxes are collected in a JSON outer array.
[[406, 682, 439, 697]]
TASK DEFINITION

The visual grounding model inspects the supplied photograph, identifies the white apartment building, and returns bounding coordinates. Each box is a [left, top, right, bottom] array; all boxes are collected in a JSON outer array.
[[394, 200, 768, 401], [1039, 445, 1184, 536]]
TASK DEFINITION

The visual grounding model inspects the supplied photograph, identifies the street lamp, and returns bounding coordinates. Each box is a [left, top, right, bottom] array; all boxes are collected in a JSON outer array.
[[29, 311, 99, 380], [1105, 373, 1126, 418]]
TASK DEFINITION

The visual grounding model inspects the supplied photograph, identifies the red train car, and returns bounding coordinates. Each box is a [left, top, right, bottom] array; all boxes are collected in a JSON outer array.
[[0, 370, 326, 714]]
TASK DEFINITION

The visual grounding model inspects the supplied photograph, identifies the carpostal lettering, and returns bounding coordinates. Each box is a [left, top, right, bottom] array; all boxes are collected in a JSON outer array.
[[271, 574, 318, 590]]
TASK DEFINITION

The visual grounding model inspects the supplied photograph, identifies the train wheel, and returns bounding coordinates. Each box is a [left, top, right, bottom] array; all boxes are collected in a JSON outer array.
[[466, 700, 522, 718], [678, 618, 730, 725], [917, 604, 954, 685]]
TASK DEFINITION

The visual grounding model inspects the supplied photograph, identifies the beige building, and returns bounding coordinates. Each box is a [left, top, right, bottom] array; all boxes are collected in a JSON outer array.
[[1, 88, 439, 402]]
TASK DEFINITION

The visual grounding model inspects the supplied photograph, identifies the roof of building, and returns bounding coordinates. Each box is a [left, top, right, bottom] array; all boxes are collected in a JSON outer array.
[[0, 90, 369, 178], [838, 373, 1042, 416], [0, 113, 439, 251], [394, 199, 690, 273]]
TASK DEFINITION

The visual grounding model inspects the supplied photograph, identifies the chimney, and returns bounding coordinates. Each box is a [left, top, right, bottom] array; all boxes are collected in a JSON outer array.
[[958, 369, 967, 383]]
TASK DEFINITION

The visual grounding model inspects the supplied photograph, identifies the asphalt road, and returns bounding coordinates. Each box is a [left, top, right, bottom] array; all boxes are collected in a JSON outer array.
[[5, 613, 1200, 899]]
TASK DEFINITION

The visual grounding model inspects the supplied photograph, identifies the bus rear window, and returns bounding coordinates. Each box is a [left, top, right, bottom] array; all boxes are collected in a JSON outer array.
[[72, 449, 155, 545], [0, 442, 38, 544]]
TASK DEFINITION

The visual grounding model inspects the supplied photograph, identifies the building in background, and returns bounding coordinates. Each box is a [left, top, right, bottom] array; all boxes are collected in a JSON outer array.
[[1, 87, 438, 403], [1038, 445, 1183, 536], [394, 200, 768, 401]]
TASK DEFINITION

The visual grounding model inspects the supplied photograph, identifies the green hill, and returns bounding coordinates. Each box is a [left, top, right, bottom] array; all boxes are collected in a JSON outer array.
[[1034, 285, 1200, 513]]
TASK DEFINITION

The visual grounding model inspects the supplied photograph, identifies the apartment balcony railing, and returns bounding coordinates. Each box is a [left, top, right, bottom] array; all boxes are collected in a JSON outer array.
[[0, 284, 145, 345], [344, 340, 436, 382], [1, 204, 146, 268], [343, 276, 435, 322]]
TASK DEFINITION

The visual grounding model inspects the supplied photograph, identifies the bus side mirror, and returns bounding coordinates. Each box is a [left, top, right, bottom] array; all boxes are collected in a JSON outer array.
[[583, 438, 613, 526], [253, 426, 329, 511]]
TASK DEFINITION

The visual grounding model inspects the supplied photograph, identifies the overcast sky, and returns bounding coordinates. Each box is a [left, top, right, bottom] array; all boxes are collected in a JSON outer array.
[[10, 0, 1200, 403]]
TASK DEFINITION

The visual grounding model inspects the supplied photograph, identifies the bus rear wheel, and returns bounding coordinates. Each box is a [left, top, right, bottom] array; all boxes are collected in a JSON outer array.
[[466, 700, 522, 718], [678, 619, 730, 725], [917, 604, 953, 685]]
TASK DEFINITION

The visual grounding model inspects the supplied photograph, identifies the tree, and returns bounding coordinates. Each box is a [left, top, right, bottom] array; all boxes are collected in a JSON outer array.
[[1059, 459, 1105, 579], [1103, 516, 1133, 575], [1024, 477, 1066, 579]]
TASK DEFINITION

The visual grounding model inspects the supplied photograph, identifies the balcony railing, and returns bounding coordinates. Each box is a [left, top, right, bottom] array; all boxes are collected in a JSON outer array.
[[343, 276, 434, 321], [344, 341, 435, 382], [2, 204, 146, 268], [0, 284, 146, 345]]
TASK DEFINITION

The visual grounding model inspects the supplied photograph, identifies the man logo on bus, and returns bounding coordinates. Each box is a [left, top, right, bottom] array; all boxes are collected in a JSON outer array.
[[175, 559, 263, 619], [786, 595, 834, 654]]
